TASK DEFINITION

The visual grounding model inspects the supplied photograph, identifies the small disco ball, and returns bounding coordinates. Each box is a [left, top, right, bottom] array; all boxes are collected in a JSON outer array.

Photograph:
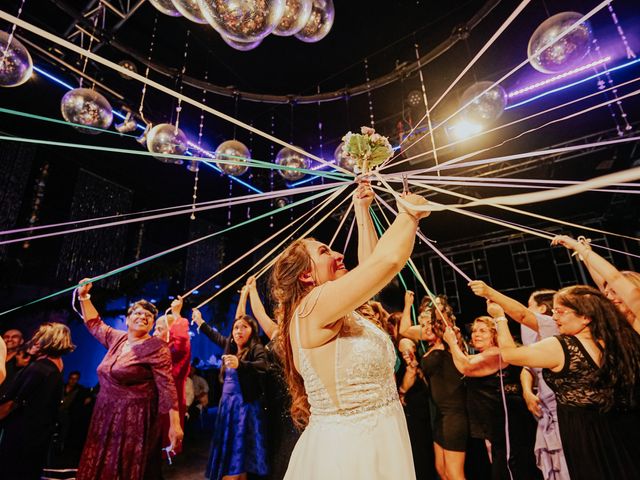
[[146, 123, 188, 164], [528, 12, 592, 74], [294, 0, 334, 43], [220, 33, 262, 51], [198, 0, 285, 42], [118, 59, 137, 79], [406, 90, 423, 108], [275, 146, 310, 181], [60, 88, 113, 134], [273, 0, 313, 36], [460, 81, 507, 124], [334, 142, 356, 173], [171, 0, 207, 24], [215, 140, 251, 176], [149, 0, 182, 16], [0, 31, 33, 87]]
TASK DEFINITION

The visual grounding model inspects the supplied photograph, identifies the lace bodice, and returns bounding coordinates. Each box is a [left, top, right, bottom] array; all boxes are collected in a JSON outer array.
[[543, 334, 637, 410], [295, 311, 399, 419]]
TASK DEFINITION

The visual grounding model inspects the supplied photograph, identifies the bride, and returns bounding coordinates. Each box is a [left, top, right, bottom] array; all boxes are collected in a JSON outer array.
[[270, 183, 429, 479]]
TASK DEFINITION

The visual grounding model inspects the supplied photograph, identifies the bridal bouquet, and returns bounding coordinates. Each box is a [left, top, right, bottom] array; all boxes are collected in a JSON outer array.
[[341, 126, 393, 173]]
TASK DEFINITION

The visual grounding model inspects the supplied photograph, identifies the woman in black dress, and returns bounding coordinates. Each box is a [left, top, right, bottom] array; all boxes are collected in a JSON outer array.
[[0, 323, 75, 480], [493, 285, 640, 479], [444, 316, 541, 480], [420, 299, 468, 480]]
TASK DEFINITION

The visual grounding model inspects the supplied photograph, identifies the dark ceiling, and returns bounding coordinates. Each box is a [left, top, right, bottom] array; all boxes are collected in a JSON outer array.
[[1, 0, 639, 319]]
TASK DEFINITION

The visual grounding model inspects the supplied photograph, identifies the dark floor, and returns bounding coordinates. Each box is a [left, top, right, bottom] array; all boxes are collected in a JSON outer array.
[[162, 436, 210, 480]]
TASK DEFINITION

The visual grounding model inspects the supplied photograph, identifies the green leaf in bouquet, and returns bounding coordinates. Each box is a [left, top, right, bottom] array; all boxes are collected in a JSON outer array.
[[369, 144, 393, 167]]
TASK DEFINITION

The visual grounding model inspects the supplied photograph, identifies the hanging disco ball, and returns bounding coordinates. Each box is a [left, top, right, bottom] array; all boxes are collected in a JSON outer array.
[[197, 0, 285, 42], [146, 123, 188, 164], [60, 88, 113, 134], [294, 0, 334, 43], [460, 81, 507, 124], [171, 0, 207, 23], [275, 146, 310, 181], [528, 12, 592, 74], [215, 140, 251, 176], [0, 31, 33, 87], [273, 0, 313, 36], [149, 0, 182, 16], [220, 33, 262, 51], [334, 142, 356, 173]]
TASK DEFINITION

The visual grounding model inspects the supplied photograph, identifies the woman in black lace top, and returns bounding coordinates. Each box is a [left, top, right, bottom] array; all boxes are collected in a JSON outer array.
[[492, 285, 640, 479]]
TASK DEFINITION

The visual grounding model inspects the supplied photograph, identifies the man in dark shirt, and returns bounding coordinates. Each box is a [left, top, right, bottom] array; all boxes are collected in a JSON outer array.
[[1, 329, 24, 386]]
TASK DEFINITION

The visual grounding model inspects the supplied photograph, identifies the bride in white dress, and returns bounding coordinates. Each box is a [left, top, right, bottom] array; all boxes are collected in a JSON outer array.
[[270, 183, 429, 479]]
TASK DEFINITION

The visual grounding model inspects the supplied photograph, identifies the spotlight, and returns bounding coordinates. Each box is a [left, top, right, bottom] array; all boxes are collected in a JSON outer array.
[[449, 120, 483, 141], [115, 109, 137, 133], [406, 90, 423, 108]]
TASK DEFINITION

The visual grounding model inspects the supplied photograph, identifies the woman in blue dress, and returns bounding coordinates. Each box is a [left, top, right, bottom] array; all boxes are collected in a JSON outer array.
[[192, 308, 268, 480]]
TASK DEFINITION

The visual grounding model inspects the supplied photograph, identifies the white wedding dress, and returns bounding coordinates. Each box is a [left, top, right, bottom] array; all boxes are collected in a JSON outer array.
[[284, 311, 415, 479]]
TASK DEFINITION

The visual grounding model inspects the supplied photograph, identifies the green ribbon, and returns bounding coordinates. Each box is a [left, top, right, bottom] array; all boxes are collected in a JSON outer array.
[[0, 185, 343, 317]]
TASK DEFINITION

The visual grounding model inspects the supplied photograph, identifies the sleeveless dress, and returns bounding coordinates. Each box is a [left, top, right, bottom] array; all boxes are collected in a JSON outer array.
[[421, 349, 468, 452], [543, 334, 640, 480], [284, 311, 415, 479]]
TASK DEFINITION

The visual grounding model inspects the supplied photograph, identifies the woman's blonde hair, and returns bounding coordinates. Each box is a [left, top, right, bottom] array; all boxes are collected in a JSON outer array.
[[28, 322, 75, 357], [471, 316, 497, 347]]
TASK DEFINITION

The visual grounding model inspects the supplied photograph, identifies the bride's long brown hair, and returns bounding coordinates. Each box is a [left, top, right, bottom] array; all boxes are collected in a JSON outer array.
[[270, 238, 316, 429]]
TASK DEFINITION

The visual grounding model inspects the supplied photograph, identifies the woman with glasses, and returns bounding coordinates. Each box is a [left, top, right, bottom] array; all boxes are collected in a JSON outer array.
[[75, 280, 182, 480], [491, 286, 640, 479]]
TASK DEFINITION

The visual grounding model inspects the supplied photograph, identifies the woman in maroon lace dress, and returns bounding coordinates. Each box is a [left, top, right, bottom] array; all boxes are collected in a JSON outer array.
[[75, 280, 183, 480]]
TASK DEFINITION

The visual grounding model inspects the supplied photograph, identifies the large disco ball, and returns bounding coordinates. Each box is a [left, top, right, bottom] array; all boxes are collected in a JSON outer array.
[[147, 123, 188, 164], [276, 147, 310, 181], [334, 142, 356, 173], [221, 33, 262, 51], [60, 88, 113, 134], [0, 31, 33, 87], [460, 81, 507, 124], [149, 0, 182, 16], [215, 140, 251, 176], [197, 0, 285, 42], [294, 0, 334, 43], [273, 0, 313, 36], [528, 12, 592, 74], [172, 0, 207, 23]]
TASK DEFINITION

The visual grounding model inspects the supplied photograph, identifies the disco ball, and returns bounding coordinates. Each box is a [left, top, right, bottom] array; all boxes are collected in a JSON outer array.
[[118, 59, 137, 79], [215, 140, 251, 176], [294, 0, 334, 43], [220, 33, 262, 51], [146, 123, 188, 164], [197, 0, 285, 42], [60, 88, 113, 134], [0, 31, 33, 87], [528, 12, 592, 74], [334, 142, 356, 173], [149, 0, 182, 16], [275, 147, 310, 181], [273, 0, 313, 36], [460, 81, 507, 124], [172, 0, 207, 23]]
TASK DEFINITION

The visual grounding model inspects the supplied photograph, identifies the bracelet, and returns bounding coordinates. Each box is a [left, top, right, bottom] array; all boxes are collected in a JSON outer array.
[[493, 316, 507, 324], [78, 294, 91, 301]]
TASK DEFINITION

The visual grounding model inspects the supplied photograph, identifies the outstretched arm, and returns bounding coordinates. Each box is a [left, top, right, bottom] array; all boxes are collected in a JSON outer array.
[[553, 235, 640, 332], [235, 285, 249, 319], [354, 181, 377, 265], [77, 278, 99, 323], [399, 290, 426, 341], [300, 193, 430, 347], [469, 280, 539, 332], [246, 276, 278, 340], [443, 326, 502, 376]]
